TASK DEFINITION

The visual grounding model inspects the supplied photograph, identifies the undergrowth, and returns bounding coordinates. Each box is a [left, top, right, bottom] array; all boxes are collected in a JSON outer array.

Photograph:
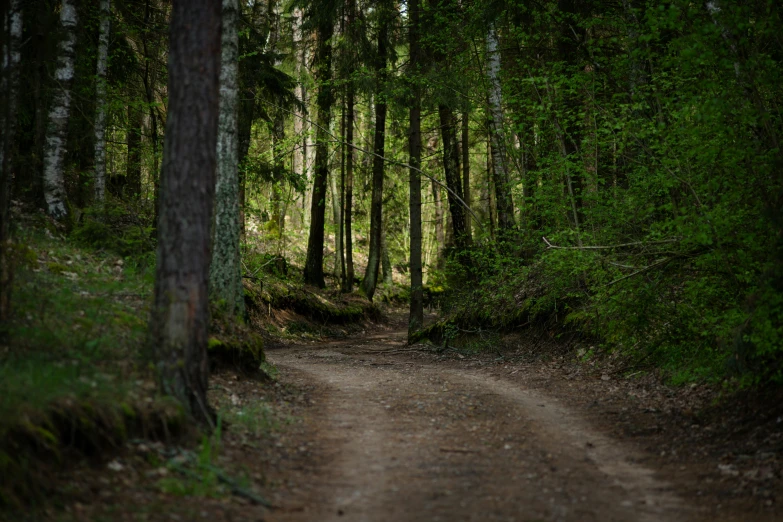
[[0, 217, 185, 508], [427, 229, 783, 387]]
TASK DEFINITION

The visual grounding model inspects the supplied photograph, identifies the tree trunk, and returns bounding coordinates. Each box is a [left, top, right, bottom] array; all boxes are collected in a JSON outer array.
[[291, 7, 305, 229], [210, 0, 244, 318], [485, 22, 514, 231], [438, 105, 468, 252], [270, 111, 285, 236], [461, 111, 472, 242], [556, 0, 586, 234], [344, 73, 355, 292], [93, 0, 110, 205], [337, 96, 347, 284], [330, 154, 343, 278], [407, 0, 423, 336], [268, 0, 285, 238], [149, 0, 221, 427], [360, 19, 389, 301], [42, 0, 78, 221], [427, 136, 446, 269], [0, 0, 23, 324], [381, 227, 392, 285], [127, 104, 142, 198], [303, 19, 334, 288], [142, 0, 161, 235]]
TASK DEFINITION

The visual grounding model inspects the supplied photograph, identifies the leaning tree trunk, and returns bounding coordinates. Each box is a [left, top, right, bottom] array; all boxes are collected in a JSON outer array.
[[149, 0, 221, 427], [93, 0, 110, 205], [210, 0, 244, 318], [0, 0, 23, 324], [303, 19, 334, 288], [407, 0, 424, 336], [360, 18, 389, 301], [485, 22, 514, 231], [42, 0, 78, 221]]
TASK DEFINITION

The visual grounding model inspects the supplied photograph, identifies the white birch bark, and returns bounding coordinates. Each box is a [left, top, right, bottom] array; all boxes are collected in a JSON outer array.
[[43, 0, 78, 220], [210, 0, 244, 316], [93, 0, 110, 204], [330, 152, 342, 277], [291, 8, 304, 227], [1, 0, 23, 186], [485, 22, 513, 229], [486, 24, 506, 180]]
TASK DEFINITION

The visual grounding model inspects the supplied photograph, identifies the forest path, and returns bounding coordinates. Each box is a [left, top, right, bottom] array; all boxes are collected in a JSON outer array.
[[264, 326, 690, 522]]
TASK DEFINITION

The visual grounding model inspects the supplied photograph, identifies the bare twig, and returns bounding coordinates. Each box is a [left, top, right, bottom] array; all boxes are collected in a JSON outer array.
[[602, 257, 675, 287]]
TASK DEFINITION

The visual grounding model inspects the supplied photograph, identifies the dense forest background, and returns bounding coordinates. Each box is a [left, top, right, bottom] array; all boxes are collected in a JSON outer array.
[[2, 0, 783, 443], [2, 0, 783, 513]]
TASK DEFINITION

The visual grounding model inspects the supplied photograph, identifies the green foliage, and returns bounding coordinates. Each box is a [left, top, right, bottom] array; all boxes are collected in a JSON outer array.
[[71, 200, 156, 260], [0, 221, 182, 507], [222, 403, 279, 436], [422, 0, 783, 386]]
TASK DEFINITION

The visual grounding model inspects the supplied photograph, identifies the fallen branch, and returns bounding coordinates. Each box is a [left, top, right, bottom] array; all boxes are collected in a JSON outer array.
[[602, 257, 675, 287], [542, 237, 680, 250], [440, 447, 480, 454]]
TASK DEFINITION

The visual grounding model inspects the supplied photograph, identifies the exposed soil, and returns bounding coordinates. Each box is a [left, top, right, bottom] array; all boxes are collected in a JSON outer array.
[[14, 314, 782, 522], [262, 318, 782, 522]]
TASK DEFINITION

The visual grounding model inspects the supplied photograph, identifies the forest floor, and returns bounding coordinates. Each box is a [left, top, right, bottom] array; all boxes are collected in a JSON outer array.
[[24, 311, 783, 522]]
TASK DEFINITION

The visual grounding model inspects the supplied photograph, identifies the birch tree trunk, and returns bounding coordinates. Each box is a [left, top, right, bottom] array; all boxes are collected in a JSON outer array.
[[291, 7, 305, 229], [330, 161, 343, 278], [0, 0, 23, 324], [210, 0, 244, 317], [407, 0, 424, 336], [149, 0, 222, 427], [485, 22, 514, 231], [42, 0, 78, 221], [93, 0, 111, 205]]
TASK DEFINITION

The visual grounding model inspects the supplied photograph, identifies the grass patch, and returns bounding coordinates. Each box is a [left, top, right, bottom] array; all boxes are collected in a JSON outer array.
[[0, 222, 183, 509]]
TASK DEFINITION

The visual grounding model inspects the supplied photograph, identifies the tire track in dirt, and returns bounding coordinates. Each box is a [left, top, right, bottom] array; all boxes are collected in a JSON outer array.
[[267, 341, 689, 522]]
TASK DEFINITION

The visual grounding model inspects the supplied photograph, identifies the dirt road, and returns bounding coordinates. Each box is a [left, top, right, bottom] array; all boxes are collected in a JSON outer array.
[[265, 328, 692, 522]]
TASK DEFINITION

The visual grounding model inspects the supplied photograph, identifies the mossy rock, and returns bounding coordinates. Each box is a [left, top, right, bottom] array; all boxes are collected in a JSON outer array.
[[408, 321, 447, 346], [208, 333, 266, 376]]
